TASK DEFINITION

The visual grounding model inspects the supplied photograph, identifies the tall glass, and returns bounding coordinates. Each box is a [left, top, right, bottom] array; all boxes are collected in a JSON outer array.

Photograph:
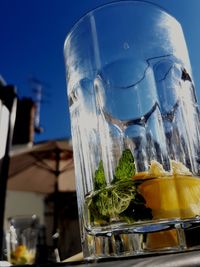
[[6, 215, 39, 265], [64, 1, 200, 260]]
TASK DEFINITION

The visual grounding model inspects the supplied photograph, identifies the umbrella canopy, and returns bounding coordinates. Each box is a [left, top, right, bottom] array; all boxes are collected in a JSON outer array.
[[7, 139, 76, 241], [8, 139, 76, 193]]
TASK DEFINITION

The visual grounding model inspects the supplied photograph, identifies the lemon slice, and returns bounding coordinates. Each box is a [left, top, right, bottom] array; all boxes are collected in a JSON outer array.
[[139, 175, 200, 219], [14, 245, 27, 258], [133, 171, 148, 180]]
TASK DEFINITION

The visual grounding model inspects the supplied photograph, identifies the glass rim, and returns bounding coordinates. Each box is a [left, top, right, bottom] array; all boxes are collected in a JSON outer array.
[[64, 0, 177, 49], [7, 214, 39, 222]]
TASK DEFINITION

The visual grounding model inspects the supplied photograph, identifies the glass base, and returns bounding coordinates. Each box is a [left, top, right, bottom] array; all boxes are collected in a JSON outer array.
[[83, 218, 200, 260]]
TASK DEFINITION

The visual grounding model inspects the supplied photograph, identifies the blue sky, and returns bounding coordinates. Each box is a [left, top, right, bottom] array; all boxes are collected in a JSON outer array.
[[1, 0, 200, 143]]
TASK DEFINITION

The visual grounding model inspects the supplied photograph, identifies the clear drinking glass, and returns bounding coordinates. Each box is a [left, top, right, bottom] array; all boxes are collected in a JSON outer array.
[[64, 0, 200, 260], [6, 215, 39, 265]]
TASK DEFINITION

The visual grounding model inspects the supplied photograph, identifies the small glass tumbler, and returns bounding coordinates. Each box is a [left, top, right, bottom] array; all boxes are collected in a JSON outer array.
[[6, 215, 39, 265], [64, 0, 200, 260]]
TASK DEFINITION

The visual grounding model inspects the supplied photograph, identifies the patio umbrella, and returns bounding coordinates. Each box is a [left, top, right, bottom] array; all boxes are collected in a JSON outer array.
[[8, 139, 75, 193], [7, 139, 76, 236]]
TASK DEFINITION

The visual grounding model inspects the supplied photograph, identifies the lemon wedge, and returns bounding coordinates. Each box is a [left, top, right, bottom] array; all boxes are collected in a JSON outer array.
[[14, 245, 27, 258], [138, 160, 200, 219], [139, 175, 200, 219]]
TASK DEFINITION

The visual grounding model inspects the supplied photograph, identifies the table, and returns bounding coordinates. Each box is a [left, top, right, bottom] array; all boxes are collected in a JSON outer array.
[[10, 249, 200, 267]]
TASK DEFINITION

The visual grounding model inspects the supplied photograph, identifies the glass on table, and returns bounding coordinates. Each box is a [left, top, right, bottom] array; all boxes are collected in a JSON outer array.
[[64, 0, 200, 260], [6, 215, 39, 265]]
